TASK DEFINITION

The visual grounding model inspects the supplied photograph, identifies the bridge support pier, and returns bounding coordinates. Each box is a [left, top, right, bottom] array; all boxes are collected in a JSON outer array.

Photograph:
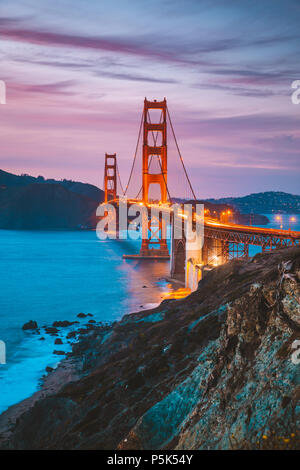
[[202, 238, 228, 265], [139, 210, 169, 258], [171, 215, 204, 289]]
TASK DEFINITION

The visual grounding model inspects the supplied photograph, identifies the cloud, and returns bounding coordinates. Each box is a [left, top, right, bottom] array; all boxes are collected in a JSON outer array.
[[254, 134, 300, 151], [171, 112, 300, 148], [95, 70, 178, 84], [2, 16, 299, 75], [193, 82, 290, 98], [0, 24, 191, 65], [9, 80, 77, 96]]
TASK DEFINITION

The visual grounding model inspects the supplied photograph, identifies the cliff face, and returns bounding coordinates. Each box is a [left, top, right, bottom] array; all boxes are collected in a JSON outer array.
[[1, 248, 299, 450]]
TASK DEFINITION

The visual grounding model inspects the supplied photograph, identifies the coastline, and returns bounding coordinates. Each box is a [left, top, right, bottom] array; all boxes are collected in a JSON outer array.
[[1, 247, 299, 450], [0, 228, 178, 415], [0, 356, 80, 443]]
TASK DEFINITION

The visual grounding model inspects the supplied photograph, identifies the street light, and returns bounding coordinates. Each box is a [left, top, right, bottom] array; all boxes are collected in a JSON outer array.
[[275, 215, 283, 229], [289, 216, 296, 231]]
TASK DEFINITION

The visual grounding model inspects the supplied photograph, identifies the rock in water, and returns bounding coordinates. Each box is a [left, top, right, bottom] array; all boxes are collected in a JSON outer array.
[[22, 320, 38, 330], [52, 321, 76, 327], [44, 327, 58, 335]]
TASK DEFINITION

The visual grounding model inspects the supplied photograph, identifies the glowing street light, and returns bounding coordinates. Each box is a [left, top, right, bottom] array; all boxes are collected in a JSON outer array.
[[289, 216, 296, 230], [275, 214, 283, 229]]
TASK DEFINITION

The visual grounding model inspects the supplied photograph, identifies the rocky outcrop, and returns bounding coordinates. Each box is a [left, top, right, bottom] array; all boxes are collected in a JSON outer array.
[[22, 321, 38, 330], [1, 248, 299, 450]]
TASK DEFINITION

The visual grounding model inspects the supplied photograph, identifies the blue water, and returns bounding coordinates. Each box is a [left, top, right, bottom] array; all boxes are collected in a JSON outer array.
[[249, 213, 300, 256], [0, 230, 173, 413], [261, 213, 300, 232]]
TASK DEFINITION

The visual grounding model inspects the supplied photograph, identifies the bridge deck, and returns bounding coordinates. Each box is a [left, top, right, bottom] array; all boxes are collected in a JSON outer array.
[[101, 200, 300, 242], [204, 218, 300, 240]]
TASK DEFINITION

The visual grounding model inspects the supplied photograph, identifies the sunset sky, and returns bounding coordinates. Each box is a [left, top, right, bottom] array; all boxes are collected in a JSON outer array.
[[0, 0, 300, 198]]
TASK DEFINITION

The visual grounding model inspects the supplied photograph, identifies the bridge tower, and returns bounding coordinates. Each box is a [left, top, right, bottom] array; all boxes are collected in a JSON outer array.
[[142, 98, 167, 204], [104, 153, 117, 203], [140, 98, 169, 258]]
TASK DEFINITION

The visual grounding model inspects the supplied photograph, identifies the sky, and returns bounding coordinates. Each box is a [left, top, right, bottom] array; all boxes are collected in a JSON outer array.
[[0, 0, 300, 198]]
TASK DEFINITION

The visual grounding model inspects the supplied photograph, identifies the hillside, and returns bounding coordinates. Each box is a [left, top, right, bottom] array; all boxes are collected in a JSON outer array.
[[0, 170, 104, 229], [182, 199, 269, 225], [0, 247, 299, 449], [206, 192, 300, 214]]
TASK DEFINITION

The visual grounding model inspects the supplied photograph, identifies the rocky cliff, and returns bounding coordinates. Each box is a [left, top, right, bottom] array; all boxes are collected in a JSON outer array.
[[0, 248, 299, 450]]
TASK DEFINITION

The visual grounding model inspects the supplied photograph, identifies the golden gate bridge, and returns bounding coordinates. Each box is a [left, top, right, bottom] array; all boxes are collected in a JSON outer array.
[[100, 98, 300, 290]]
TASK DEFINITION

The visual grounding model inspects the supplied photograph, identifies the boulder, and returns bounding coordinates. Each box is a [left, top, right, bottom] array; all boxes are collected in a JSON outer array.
[[53, 321, 76, 327], [66, 331, 77, 339], [22, 320, 38, 330], [77, 313, 87, 318], [45, 327, 58, 335]]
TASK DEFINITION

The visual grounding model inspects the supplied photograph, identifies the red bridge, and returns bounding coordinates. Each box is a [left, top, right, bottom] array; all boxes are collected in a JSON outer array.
[[100, 98, 300, 290]]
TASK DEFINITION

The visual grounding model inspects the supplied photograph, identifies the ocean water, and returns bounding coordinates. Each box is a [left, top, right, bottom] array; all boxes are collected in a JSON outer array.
[[0, 214, 299, 414], [260, 213, 300, 232], [249, 213, 300, 256], [0, 230, 173, 413]]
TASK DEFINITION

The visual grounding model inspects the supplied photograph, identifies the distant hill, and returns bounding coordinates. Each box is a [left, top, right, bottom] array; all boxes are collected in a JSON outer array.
[[175, 198, 269, 225], [206, 192, 300, 214], [0, 170, 103, 202], [0, 170, 104, 229]]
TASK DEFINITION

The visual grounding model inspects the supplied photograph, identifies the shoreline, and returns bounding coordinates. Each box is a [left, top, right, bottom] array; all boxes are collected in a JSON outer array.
[[0, 247, 299, 449], [0, 272, 179, 418], [0, 225, 180, 416], [0, 356, 80, 443], [0, 318, 117, 444]]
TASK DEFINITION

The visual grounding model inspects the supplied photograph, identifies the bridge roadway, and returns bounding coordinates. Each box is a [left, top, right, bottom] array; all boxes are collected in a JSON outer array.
[[172, 215, 300, 290], [101, 198, 300, 248], [204, 217, 300, 248], [99, 199, 300, 289], [108, 199, 300, 247]]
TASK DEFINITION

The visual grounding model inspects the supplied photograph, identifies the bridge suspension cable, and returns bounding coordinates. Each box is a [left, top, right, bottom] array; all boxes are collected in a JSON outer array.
[[116, 160, 125, 196], [146, 110, 173, 203], [122, 110, 143, 196], [166, 106, 197, 201]]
